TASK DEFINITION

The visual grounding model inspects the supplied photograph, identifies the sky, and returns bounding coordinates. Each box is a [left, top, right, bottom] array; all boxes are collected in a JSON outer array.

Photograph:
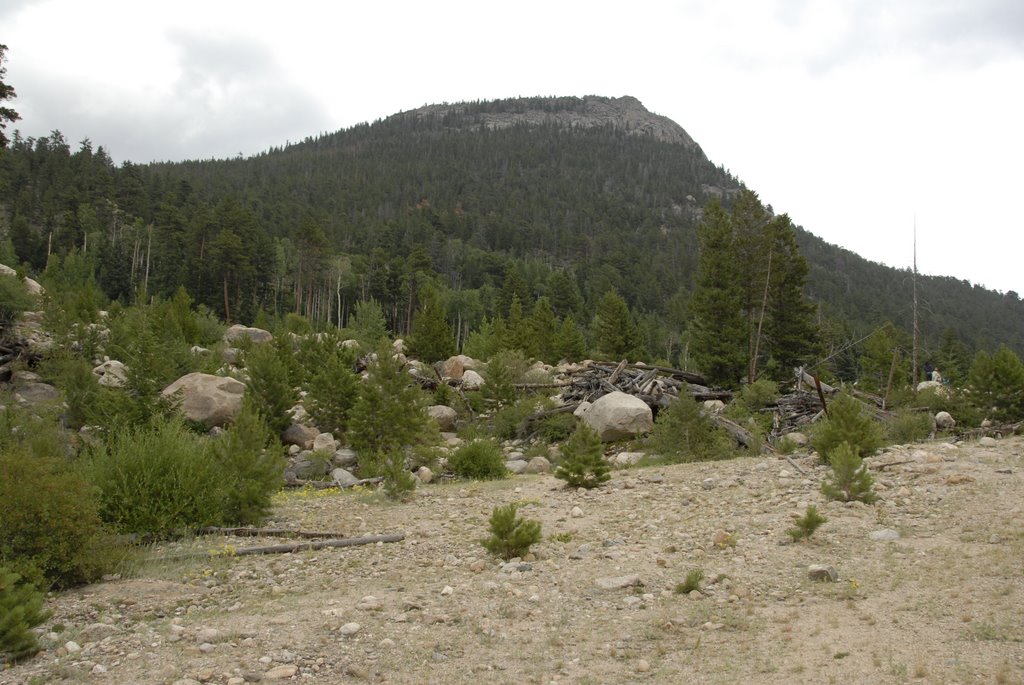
[[3, 0, 1023, 294]]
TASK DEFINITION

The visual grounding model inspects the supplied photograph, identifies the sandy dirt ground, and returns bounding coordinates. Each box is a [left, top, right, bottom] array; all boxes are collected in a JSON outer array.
[[4, 435, 1023, 685]]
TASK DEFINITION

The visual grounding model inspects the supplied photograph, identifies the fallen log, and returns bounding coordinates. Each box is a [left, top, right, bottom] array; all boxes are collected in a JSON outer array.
[[709, 414, 760, 451], [197, 526, 349, 539], [230, 533, 405, 556], [285, 476, 384, 490]]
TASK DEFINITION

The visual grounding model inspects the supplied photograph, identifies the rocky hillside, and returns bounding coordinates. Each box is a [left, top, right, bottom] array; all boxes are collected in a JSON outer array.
[[3, 435, 1021, 684], [400, 95, 701, 149]]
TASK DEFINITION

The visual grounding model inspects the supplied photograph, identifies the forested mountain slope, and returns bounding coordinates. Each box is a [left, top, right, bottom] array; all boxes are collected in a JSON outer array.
[[1, 95, 1021, 369]]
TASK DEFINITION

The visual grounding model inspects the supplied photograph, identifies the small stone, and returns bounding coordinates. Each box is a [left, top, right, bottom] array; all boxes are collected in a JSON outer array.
[[636, 658, 651, 672], [356, 595, 383, 611], [979, 436, 998, 447], [701, 478, 716, 490], [570, 506, 584, 518], [808, 564, 838, 582], [441, 585, 454, 596], [416, 466, 433, 484], [869, 528, 901, 541], [91, 664, 108, 675], [196, 627, 223, 644], [945, 473, 975, 485], [505, 459, 529, 474], [65, 640, 82, 653], [339, 622, 361, 636], [469, 559, 486, 573], [264, 665, 298, 680], [379, 638, 395, 648], [595, 574, 643, 590], [525, 456, 551, 474]]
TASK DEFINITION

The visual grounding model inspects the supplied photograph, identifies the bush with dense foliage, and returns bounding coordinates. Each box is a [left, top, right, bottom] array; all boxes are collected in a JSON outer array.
[[885, 409, 935, 444], [811, 393, 884, 463], [242, 340, 297, 436], [0, 446, 117, 590], [483, 349, 529, 407], [303, 339, 360, 436], [481, 503, 542, 561], [786, 505, 828, 541], [0, 274, 34, 338], [448, 439, 507, 480], [968, 345, 1024, 422], [648, 396, 732, 462], [85, 417, 226, 538], [554, 423, 609, 489], [0, 564, 50, 664]]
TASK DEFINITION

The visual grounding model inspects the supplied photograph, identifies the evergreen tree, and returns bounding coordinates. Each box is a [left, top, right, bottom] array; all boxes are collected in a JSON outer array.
[[348, 343, 431, 475], [554, 423, 610, 489], [409, 286, 455, 362], [968, 345, 1024, 422], [527, 296, 558, 361], [348, 298, 389, 349], [552, 316, 587, 362], [690, 201, 747, 387], [0, 44, 19, 149], [592, 290, 641, 360]]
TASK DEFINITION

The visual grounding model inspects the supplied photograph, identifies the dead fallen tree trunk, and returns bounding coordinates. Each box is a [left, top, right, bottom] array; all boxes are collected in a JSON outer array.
[[197, 526, 349, 539], [709, 414, 760, 451], [230, 533, 405, 556], [285, 476, 384, 490]]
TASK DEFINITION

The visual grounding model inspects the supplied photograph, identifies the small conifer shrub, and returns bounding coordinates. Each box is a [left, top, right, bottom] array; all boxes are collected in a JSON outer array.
[[811, 393, 884, 463], [481, 504, 542, 561], [0, 565, 51, 664], [787, 505, 828, 541], [821, 442, 878, 504], [554, 423, 610, 489], [675, 568, 705, 595]]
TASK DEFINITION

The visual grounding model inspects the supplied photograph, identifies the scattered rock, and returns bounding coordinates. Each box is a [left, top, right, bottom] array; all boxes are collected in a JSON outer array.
[[263, 664, 298, 680], [93, 359, 128, 388], [333, 448, 358, 467], [339, 622, 362, 636], [945, 473, 976, 485], [525, 456, 551, 474], [703, 399, 726, 413], [935, 411, 956, 430], [332, 468, 360, 487], [506, 460, 529, 474], [570, 506, 584, 518], [868, 528, 901, 541], [281, 423, 320, 449], [808, 564, 838, 582], [461, 370, 485, 390], [416, 466, 434, 484], [595, 574, 642, 590], [784, 431, 809, 447], [312, 432, 338, 452], [611, 451, 645, 467], [979, 436, 998, 448], [427, 405, 458, 431]]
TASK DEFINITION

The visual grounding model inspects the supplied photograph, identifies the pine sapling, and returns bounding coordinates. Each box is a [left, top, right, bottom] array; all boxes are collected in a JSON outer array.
[[821, 441, 878, 504], [787, 504, 828, 541], [481, 503, 542, 560], [554, 423, 610, 489], [0, 565, 51, 664]]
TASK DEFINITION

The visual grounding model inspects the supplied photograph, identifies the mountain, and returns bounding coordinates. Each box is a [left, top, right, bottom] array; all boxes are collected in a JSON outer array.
[[1, 95, 1022, 372]]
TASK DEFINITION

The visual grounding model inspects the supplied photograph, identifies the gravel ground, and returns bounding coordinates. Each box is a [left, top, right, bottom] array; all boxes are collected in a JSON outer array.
[[4, 435, 1023, 685]]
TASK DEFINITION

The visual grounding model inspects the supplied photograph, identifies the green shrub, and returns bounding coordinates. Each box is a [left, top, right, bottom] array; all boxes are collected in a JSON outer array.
[[448, 439, 508, 480], [0, 274, 34, 339], [481, 504, 542, 561], [490, 397, 541, 441], [554, 423, 609, 489], [811, 393, 884, 463], [885, 410, 934, 444], [821, 441, 877, 504], [787, 505, 828, 541], [243, 342, 296, 436], [0, 448, 117, 590], [348, 345, 431, 474], [304, 341, 359, 436], [483, 349, 529, 407], [379, 451, 417, 500], [211, 401, 285, 525], [0, 565, 51, 664], [537, 411, 576, 443], [968, 345, 1024, 422], [85, 417, 225, 538], [648, 397, 733, 463], [675, 568, 704, 595], [735, 379, 779, 412]]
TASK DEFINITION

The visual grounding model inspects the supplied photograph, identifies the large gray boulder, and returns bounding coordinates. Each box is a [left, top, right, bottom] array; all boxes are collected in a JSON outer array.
[[93, 359, 128, 388], [161, 373, 246, 428], [427, 405, 458, 432], [223, 324, 273, 345], [581, 391, 653, 442], [0, 263, 44, 296], [282, 423, 320, 449], [461, 370, 485, 390]]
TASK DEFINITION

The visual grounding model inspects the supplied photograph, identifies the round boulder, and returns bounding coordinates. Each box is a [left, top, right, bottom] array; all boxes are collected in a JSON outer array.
[[161, 373, 246, 428], [92, 359, 128, 388], [581, 391, 654, 442], [934, 411, 956, 430], [427, 405, 458, 432], [223, 324, 273, 345]]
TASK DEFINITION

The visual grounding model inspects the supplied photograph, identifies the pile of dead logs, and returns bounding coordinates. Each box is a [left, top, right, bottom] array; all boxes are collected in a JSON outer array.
[[545, 360, 732, 407]]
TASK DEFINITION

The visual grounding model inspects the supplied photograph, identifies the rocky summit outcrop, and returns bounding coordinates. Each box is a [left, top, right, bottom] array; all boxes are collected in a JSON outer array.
[[580, 390, 654, 441], [401, 96, 699, 149], [160, 373, 245, 428]]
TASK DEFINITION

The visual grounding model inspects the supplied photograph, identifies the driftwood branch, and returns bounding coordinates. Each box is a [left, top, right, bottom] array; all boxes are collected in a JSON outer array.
[[229, 533, 405, 556], [285, 476, 384, 490], [784, 456, 807, 475]]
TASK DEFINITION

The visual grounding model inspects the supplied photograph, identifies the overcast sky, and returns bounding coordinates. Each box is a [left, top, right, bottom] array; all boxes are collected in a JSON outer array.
[[4, 0, 1023, 294]]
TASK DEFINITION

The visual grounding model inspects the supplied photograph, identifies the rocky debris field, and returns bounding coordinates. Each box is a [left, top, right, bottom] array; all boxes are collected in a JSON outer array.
[[5, 436, 1023, 685]]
